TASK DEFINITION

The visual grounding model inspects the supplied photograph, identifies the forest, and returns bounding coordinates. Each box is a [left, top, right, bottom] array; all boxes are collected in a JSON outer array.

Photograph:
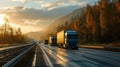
[[0, 18, 27, 44], [50, 0, 120, 44]]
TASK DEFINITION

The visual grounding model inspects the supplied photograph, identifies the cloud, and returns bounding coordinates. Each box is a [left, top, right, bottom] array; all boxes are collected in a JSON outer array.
[[0, 5, 80, 31], [41, 0, 88, 10], [10, 0, 98, 10], [11, 0, 26, 3], [0, 0, 98, 33], [11, 0, 45, 3]]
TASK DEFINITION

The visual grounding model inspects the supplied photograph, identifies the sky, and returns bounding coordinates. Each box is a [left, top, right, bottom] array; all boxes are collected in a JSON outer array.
[[0, 0, 98, 33]]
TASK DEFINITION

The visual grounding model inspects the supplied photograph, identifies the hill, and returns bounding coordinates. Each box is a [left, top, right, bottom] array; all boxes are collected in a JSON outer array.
[[45, 7, 85, 37]]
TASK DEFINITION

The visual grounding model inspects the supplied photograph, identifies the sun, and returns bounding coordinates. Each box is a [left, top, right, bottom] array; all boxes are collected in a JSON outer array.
[[0, 14, 6, 25]]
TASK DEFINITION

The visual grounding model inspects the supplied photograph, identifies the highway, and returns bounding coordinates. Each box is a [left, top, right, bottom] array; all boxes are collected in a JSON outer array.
[[35, 43, 120, 67], [1, 43, 120, 67]]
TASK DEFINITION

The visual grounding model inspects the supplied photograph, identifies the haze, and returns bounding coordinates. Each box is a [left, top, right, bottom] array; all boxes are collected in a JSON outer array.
[[0, 0, 98, 33]]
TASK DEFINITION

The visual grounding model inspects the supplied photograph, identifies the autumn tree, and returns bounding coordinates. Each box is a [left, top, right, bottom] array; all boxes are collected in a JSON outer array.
[[0, 17, 27, 44], [47, 0, 120, 44]]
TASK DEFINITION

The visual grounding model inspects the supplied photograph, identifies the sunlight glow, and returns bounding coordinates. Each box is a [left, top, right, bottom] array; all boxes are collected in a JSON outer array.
[[0, 14, 6, 25]]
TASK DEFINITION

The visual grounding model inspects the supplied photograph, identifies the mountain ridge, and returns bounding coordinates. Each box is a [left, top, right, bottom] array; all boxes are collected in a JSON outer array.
[[26, 7, 85, 40]]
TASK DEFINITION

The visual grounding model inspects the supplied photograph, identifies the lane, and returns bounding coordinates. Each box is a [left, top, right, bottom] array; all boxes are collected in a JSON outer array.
[[77, 49, 120, 61], [41, 45, 83, 67], [43, 44, 120, 67], [34, 46, 47, 67], [68, 51, 119, 67], [42, 44, 102, 67], [65, 48, 120, 67], [38, 44, 68, 67]]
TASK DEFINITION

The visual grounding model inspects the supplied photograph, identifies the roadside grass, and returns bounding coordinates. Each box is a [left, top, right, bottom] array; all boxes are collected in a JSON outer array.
[[0, 44, 10, 48]]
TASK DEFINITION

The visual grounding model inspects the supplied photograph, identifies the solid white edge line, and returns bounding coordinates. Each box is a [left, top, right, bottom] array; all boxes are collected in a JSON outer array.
[[32, 46, 37, 67], [39, 45, 54, 67]]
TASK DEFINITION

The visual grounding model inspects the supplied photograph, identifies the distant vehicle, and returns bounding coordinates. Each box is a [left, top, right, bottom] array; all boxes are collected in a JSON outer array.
[[44, 40, 48, 45], [49, 36, 57, 46], [38, 41, 41, 44], [57, 30, 78, 49]]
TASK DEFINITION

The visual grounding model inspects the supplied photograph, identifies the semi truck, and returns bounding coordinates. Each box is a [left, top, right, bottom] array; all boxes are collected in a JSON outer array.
[[49, 36, 57, 46], [57, 30, 78, 49], [44, 40, 48, 45]]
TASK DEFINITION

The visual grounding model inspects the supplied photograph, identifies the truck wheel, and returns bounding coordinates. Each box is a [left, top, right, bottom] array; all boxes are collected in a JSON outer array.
[[58, 45, 60, 48], [73, 47, 78, 50], [75, 47, 78, 50], [58, 44, 61, 48], [65, 45, 68, 49], [63, 44, 66, 49], [61, 44, 63, 48]]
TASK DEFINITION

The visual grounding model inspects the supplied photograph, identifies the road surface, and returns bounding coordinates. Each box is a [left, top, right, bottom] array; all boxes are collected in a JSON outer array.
[[34, 43, 120, 67]]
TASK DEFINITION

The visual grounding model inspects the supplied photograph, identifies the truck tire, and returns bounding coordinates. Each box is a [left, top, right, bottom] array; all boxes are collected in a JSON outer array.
[[58, 44, 62, 48], [63, 44, 66, 49], [65, 45, 68, 49], [58, 46, 61, 48], [75, 47, 78, 50], [58, 45, 61, 48], [73, 47, 78, 50], [61, 44, 63, 48]]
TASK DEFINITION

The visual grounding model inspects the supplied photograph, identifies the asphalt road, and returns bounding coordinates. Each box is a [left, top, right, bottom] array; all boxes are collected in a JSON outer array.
[[1, 43, 120, 67], [35, 46, 47, 67], [35, 43, 120, 67]]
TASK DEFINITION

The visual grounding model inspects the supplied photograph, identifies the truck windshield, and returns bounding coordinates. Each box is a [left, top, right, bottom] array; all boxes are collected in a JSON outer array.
[[52, 38, 56, 40], [67, 35, 78, 39]]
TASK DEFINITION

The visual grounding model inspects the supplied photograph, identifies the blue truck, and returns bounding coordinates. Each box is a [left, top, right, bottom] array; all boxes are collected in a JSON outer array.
[[57, 30, 78, 49]]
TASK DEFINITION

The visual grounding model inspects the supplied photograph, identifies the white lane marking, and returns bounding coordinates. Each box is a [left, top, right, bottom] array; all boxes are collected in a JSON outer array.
[[53, 50, 97, 67], [32, 47, 37, 67], [39, 45, 54, 67], [43, 54, 49, 66], [56, 53, 68, 62], [44, 45, 100, 66], [45, 45, 98, 64], [43, 45, 81, 67]]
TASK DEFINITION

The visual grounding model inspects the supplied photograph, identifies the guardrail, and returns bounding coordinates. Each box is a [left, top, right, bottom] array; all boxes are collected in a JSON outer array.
[[79, 45, 120, 52], [0, 44, 32, 60], [2, 45, 36, 67], [0, 44, 33, 51]]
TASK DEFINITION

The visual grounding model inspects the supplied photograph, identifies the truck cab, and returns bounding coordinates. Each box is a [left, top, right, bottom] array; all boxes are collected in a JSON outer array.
[[57, 30, 78, 49], [65, 31, 78, 49]]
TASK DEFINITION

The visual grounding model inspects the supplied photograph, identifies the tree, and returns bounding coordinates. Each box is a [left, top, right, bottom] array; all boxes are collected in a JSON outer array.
[[0, 17, 27, 44]]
